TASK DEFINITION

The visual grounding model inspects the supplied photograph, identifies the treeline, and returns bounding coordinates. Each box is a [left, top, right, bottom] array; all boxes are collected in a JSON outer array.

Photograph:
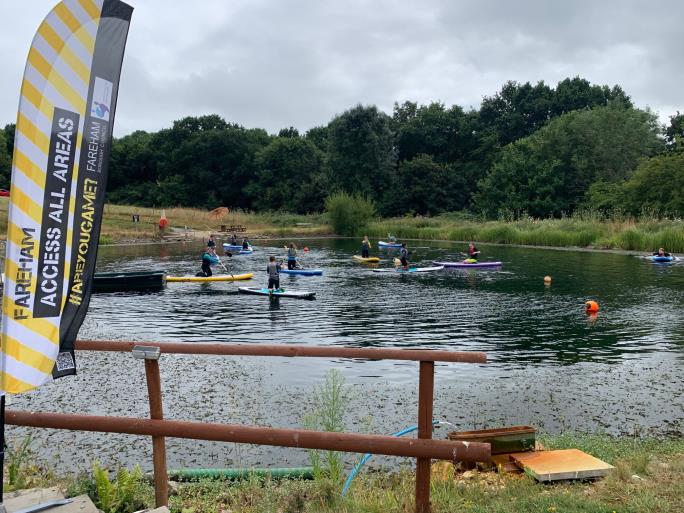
[[1, 77, 683, 218]]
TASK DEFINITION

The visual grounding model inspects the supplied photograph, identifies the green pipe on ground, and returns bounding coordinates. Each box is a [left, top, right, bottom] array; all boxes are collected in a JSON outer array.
[[168, 467, 314, 481]]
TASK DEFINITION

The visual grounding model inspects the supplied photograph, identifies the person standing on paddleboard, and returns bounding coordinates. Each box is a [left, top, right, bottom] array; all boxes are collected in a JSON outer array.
[[267, 255, 281, 291], [399, 243, 410, 270], [230, 234, 237, 245], [207, 234, 216, 249], [287, 243, 298, 270], [361, 236, 371, 258]]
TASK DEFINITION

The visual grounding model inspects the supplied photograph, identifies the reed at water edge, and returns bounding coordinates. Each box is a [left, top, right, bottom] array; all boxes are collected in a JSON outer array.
[[365, 212, 684, 253]]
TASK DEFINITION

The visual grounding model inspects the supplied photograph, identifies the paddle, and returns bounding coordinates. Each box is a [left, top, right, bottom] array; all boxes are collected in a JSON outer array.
[[215, 253, 237, 283]]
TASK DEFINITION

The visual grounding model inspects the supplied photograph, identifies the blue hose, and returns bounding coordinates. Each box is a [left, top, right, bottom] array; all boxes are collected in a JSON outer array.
[[341, 420, 442, 496]]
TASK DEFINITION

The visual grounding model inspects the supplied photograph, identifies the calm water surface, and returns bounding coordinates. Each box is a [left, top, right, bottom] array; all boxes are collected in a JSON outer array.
[[12, 238, 684, 471]]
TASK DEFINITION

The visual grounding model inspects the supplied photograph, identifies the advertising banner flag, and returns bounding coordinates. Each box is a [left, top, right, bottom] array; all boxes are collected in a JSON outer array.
[[1, 0, 133, 393]]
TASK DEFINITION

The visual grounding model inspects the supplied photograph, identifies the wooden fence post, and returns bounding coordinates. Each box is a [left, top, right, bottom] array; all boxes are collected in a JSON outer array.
[[415, 360, 435, 513]]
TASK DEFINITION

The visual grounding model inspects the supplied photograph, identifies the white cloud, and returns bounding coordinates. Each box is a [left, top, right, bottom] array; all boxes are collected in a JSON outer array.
[[1, 0, 681, 136]]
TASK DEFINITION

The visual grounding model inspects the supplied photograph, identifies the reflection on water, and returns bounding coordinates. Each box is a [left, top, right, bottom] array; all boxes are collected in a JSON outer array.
[[9, 238, 684, 471], [89, 239, 684, 368]]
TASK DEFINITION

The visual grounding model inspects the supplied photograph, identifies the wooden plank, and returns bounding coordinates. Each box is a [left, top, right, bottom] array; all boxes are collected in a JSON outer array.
[[491, 454, 522, 473], [511, 449, 614, 481]]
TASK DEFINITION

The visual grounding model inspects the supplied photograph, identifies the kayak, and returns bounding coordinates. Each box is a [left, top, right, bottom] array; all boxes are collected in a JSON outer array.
[[433, 261, 503, 268], [353, 255, 380, 263], [226, 249, 253, 255], [166, 273, 253, 282], [373, 266, 444, 273], [378, 241, 402, 248], [238, 287, 316, 299], [651, 255, 678, 263], [223, 243, 254, 252], [279, 269, 324, 276]]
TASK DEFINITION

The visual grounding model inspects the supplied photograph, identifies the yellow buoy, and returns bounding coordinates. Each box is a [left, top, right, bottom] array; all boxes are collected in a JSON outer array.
[[544, 275, 552, 284], [585, 300, 599, 313]]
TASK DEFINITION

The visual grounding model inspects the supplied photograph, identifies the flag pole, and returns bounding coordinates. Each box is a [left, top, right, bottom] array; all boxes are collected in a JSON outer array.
[[1, 394, 6, 513]]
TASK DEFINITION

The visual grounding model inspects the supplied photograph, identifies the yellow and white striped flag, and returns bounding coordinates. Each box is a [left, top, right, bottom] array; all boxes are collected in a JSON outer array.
[[1, 0, 133, 394]]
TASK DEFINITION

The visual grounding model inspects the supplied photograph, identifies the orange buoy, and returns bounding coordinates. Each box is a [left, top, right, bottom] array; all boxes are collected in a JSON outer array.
[[585, 300, 599, 313]]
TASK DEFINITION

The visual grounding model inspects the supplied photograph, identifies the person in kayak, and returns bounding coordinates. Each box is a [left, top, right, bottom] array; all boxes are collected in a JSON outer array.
[[653, 248, 671, 257], [197, 246, 216, 277], [242, 237, 251, 250], [361, 236, 371, 258], [267, 255, 281, 291], [388, 233, 397, 243], [399, 243, 410, 270], [467, 242, 480, 262], [287, 243, 298, 270], [207, 234, 216, 249]]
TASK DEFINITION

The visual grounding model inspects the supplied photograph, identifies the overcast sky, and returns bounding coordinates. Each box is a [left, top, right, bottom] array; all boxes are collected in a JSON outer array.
[[1, 1, 681, 137]]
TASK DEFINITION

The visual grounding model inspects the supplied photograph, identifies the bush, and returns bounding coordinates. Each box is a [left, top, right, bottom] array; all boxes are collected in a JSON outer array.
[[324, 192, 375, 236]]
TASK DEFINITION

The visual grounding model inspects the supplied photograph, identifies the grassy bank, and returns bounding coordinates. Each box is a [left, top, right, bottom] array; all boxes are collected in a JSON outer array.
[[366, 212, 684, 253], [6, 433, 683, 513], [0, 199, 332, 244], [1, 198, 681, 252]]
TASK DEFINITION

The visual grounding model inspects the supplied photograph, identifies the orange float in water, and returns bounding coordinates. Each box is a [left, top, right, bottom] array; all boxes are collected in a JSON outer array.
[[585, 300, 599, 313]]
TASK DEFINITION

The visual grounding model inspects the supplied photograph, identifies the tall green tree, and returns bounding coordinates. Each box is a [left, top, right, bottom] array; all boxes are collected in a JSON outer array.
[[305, 125, 329, 153], [326, 104, 397, 213], [158, 126, 269, 208], [249, 137, 327, 213], [474, 105, 663, 218], [621, 153, 684, 216], [665, 111, 684, 153], [479, 80, 554, 146], [0, 130, 11, 189], [552, 77, 631, 116], [384, 154, 470, 216]]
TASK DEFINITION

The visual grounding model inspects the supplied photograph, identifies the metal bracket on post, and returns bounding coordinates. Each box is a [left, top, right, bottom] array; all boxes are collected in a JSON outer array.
[[132, 345, 168, 508]]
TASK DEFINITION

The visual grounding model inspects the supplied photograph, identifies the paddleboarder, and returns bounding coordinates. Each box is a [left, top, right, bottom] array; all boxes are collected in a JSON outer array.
[[361, 236, 371, 258], [287, 243, 298, 270], [266, 255, 281, 291], [399, 243, 410, 270], [197, 246, 216, 277], [207, 234, 216, 249], [230, 234, 238, 245], [467, 242, 480, 261]]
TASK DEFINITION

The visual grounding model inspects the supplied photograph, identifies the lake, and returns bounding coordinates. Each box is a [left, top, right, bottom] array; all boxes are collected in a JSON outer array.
[[10, 238, 684, 472]]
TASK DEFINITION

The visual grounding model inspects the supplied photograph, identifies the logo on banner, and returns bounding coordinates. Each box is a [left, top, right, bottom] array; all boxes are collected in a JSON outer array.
[[91, 76, 113, 121]]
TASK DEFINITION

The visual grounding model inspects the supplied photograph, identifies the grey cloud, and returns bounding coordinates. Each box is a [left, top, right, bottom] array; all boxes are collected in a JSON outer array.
[[1, 0, 681, 137]]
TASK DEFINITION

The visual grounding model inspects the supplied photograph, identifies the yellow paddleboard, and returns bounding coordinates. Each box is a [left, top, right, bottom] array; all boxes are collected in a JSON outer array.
[[166, 273, 253, 283], [353, 255, 380, 263]]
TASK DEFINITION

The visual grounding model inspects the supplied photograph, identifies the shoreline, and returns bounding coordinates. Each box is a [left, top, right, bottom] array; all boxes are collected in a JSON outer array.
[[97, 232, 651, 258]]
